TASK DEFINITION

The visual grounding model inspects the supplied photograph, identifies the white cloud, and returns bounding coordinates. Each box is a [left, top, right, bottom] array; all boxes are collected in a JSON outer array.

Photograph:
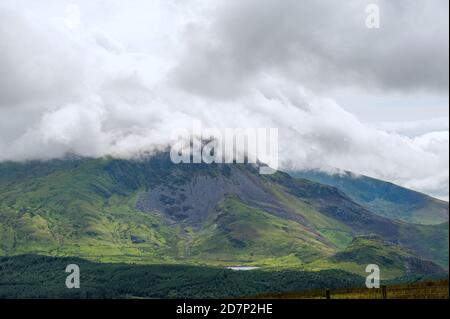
[[0, 1, 448, 200], [0, 5, 86, 107], [173, 0, 449, 98], [64, 4, 81, 30], [373, 117, 449, 137]]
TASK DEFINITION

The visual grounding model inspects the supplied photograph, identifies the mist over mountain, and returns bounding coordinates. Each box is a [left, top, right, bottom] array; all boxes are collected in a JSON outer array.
[[0, 0, 448, 200]]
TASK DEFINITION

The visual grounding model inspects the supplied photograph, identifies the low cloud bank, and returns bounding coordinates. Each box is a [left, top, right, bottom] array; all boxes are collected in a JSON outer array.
[[0, 1, 448, 200]]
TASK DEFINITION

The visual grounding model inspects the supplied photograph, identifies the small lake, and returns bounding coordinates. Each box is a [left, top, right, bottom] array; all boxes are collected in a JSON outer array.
[[226, 266, 260, 271]]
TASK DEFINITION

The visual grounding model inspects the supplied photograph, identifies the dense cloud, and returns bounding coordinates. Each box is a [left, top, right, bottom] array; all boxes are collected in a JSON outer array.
[[174, 0, 449, 98], [0, 0, 448, 199]]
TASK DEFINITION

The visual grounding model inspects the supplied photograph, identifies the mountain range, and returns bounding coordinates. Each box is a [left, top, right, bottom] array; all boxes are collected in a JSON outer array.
[[290, 170, 449, 225], [0, 152, 448, 281]]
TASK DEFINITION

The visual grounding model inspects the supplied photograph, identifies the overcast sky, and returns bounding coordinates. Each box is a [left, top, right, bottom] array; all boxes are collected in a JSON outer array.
[[0, 0, 448, 199]]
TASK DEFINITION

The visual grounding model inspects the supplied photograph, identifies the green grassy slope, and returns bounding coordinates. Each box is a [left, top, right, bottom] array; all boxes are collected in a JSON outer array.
[[306, 236, 445, 279], [189, 196, 334, 265], [0, 158, 183, 263]]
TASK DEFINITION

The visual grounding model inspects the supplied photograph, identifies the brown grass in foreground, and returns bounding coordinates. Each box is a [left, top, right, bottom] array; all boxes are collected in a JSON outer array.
[[252, 279, 449, 299]]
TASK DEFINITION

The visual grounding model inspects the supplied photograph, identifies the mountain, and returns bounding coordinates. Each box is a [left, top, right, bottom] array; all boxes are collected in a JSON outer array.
[[0, 153, 448, 280], [289, 170, 449, 225]]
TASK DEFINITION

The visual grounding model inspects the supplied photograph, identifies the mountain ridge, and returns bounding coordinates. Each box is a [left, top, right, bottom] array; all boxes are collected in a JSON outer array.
[[0, 153, 448, 279], [289, 169, 449, 225]]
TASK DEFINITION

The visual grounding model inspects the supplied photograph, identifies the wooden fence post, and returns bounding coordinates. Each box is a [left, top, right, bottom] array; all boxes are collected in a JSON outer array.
[[381, 285, 387, 299]]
